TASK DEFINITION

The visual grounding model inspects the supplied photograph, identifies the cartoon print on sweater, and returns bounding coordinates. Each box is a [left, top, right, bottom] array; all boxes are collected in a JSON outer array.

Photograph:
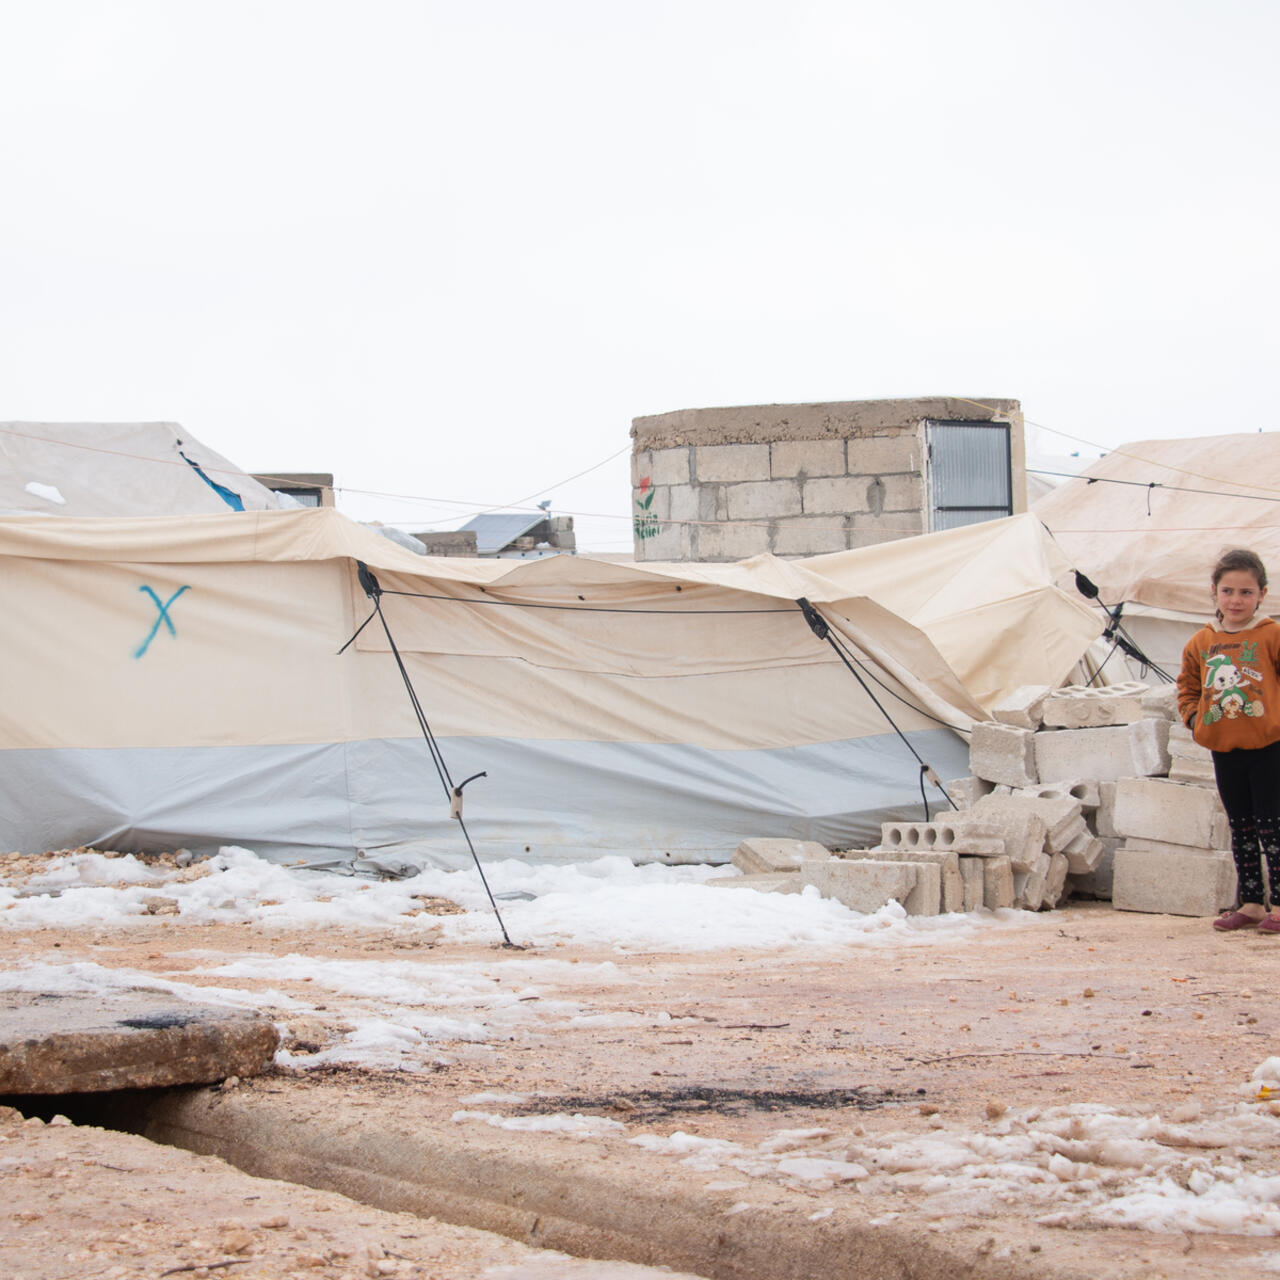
[[1202, 652, 1265, 723]]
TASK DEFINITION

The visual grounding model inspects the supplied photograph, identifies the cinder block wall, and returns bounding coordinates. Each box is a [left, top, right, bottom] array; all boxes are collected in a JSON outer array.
[[630, 397, 1025, 562]]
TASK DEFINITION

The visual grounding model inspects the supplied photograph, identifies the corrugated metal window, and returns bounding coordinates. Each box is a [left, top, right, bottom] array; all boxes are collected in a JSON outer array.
[[925, 420, 1012, 531]]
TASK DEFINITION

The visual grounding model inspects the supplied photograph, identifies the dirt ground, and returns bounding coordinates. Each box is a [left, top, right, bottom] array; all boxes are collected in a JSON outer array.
[[3, 892, 1280, 1279]]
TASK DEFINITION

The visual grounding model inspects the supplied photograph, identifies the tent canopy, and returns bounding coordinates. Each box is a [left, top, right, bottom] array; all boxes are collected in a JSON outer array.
[[1034, 433, 1280, 616], [0, 422, 282, 518], [0, 508, 1099, 864]]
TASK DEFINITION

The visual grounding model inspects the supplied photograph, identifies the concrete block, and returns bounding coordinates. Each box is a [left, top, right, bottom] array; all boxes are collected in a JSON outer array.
[[803, 475, 876, 516], [1112, 846, 1236, 917], [733, 839, 831, 875], [958, 799, 1048, 872], [725, 479, 803, 521], [1067, 838, 1119, 900], [771, 516, 849, 556], [959, 857, 985, 911], [1041, 681, 1149, 728], [694, 521, 772, 561], [1168, 760, 1218, 788], [694, 443, 771, 483], [878, 472, 924, 512], [1044, 852, 1070, 908], [880, 821, 1004, 857], [770, 439, 846, 479], [902, 861, 943, 916], [1014, 851, 1053, 910], [0, 992, 279, 1094], [1014, 780, 1100, 810], [982, 856, 1015, 910], [643, 447, 692, 487], [992, 685, 1051, 730], [1063, 830, 1105, 874], [1140, 683, 1179, 721], [1033, 719, 1171, 783], [846, 435, 919, 475], [969, 722, 1038, 787], [1112, 778, 1229, 850], [839, 849, 959, 913], [1094, 781, 1119, 837], [971, 792, 1078, 852], [1046, 814, 1088, 855], [946, 775, 994, 809], [1168, 724, 1210, 757], [799, 859, 918, 914], [709, 872, 805, 894]]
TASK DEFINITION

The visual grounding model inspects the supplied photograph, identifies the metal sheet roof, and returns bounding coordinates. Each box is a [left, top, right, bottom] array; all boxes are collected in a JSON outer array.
[[458, 512, 545, 554]]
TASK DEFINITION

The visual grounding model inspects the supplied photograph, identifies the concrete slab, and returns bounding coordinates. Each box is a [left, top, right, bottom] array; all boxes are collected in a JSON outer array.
[[0, 991, 278, 1094], [1112, 846, 1236, 917], [799, 859, 918, 914], [1034, 719, 1171, 783], [1041, 682, 1148, 728], [732, 839, 830, 875], [708, 872, 804, 894]]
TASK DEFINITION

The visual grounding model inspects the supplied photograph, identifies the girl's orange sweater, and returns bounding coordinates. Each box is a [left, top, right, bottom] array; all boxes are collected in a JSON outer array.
[[1177, 616, 1280, 752]]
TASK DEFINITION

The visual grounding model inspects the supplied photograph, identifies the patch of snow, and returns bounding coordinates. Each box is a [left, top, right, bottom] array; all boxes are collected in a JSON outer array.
[[24, 480, 66, 504]]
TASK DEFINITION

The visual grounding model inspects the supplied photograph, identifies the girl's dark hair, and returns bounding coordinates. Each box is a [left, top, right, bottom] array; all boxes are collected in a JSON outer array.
[[1212, 548, 1268, 590]]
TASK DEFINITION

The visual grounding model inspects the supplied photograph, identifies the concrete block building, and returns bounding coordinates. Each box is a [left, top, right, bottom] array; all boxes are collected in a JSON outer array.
[[630, 396, 1026, 562]]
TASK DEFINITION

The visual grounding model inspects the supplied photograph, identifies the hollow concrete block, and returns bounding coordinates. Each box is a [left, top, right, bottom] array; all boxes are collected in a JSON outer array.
[[991, 685, 1052, 730], [1044, 852, 1070, 908], [1041, 682, 1149, 728]]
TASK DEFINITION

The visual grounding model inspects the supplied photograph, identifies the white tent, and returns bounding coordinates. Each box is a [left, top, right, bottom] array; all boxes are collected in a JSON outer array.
[[0, 508, 1099, 865], [1033, 434, 1280, 678], [0, 422, 282, 517]]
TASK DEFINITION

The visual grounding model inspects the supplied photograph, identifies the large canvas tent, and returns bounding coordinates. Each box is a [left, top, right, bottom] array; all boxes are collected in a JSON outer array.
[[0, 422, 283, 517], [0, 508, 1099, 866], [1033, 434, 1280, 677]]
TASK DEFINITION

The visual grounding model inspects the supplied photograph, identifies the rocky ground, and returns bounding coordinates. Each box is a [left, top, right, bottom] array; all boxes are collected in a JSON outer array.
[[3, 853, 1280, 1279]]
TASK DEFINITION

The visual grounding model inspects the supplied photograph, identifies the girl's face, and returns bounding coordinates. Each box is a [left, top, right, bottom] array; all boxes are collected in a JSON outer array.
[[1213, 569, 1267, 630]]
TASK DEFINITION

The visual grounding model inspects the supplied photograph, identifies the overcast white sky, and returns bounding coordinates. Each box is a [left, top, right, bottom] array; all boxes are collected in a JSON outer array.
[[2, 1, 1275, 550]]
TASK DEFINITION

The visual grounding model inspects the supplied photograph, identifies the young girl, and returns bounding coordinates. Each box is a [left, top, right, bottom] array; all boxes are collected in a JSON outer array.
[[1177, 548, 1280, 931]]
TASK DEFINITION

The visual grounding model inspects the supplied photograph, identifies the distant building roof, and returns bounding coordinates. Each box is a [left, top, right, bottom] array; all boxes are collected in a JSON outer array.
[[458, 512, 547, 555]]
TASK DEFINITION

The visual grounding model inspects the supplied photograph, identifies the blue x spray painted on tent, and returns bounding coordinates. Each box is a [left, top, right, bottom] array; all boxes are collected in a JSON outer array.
[[134, 585, 191, 658]]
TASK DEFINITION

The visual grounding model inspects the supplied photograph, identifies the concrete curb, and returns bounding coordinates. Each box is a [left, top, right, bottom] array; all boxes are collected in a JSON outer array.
[[128, 1089, 1083, 1280]]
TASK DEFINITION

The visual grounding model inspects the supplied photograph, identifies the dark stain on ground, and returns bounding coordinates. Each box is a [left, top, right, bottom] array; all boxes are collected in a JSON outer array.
[[118, 1012, 198, 1030], [513, 1085, 913, 1121]]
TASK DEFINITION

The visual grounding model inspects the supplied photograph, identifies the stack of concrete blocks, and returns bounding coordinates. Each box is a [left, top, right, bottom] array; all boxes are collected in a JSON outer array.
[[951, 680, 1235, 917]]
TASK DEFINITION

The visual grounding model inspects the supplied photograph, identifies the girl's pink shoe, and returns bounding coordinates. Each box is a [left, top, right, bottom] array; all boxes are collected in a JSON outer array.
[[1257, 916, 1280, 933], [1214, 910, 1262, 931]]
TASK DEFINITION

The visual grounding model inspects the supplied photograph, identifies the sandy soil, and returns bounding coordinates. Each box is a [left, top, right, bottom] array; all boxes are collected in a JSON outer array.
[[3, 892, 1280, 1278]]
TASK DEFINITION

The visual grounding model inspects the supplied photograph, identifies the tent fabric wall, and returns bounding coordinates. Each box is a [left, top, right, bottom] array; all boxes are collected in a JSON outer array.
[[0, 508, 1099, 864]]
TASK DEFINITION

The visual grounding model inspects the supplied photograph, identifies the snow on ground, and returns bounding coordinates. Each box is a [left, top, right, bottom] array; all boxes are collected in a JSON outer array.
[[0, 844, 1033, 1074], [454, 1099, 1280, 1238], [0, 845, 1028, 950]]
